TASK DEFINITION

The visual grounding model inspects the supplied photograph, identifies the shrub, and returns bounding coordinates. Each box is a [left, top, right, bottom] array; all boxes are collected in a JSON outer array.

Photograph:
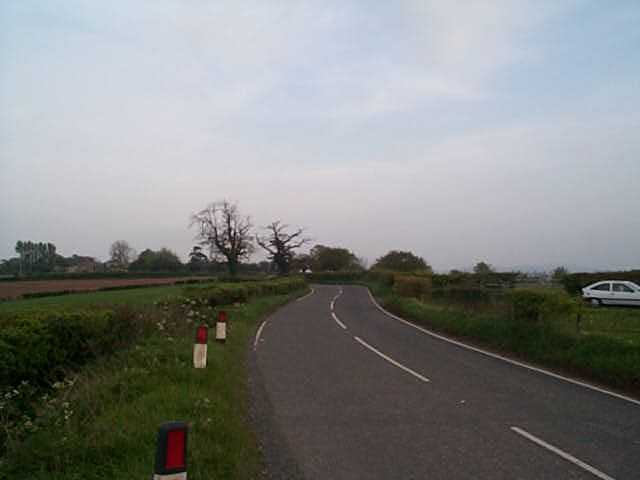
[[508, 289, 576, 322], [392, 275, 432, 299]]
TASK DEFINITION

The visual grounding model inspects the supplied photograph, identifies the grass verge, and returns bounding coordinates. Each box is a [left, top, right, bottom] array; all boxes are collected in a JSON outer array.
[[0, 289, 305, 479], [366, 281, 640, 397]]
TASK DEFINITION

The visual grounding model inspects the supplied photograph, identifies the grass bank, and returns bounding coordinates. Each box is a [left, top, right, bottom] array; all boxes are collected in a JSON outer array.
[[365, 281, 640, 396], [1, 282, 307, 479]]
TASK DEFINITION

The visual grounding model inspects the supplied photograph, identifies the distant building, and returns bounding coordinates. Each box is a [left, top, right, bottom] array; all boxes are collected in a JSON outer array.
[[65, 255, 102, 273]]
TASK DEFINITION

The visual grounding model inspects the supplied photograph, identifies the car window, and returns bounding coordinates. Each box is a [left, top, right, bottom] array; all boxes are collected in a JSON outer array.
[[613, 283, 633, 293], [592, 283, 610, 291]]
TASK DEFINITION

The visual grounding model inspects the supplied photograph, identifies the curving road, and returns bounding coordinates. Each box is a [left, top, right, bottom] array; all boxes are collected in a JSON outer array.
[[250, 285, 640, 479]]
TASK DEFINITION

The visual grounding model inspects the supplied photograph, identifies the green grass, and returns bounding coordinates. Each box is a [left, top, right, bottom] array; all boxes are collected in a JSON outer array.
[[0, 288, 307, 479], [580, 306, 640, 345], [0, 283, 215, 314]]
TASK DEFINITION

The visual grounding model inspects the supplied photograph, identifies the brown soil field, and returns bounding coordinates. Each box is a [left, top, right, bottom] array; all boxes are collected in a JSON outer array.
[[0, 277, 213, 300]]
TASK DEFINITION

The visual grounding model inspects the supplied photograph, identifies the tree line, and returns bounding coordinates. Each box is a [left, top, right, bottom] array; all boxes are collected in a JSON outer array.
[[1, 199, 572, 280]]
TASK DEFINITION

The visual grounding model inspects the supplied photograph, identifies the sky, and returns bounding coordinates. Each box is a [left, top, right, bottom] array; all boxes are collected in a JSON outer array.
[[1, 0, 639, 272]]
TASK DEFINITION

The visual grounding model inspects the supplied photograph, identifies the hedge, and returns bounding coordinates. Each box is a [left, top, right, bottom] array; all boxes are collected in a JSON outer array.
[[392, 275, 432, 299], [508, 289, 576, 322], [182, 277, 306, 307], [304, 271, 365, 284], [431, 286, 492, 304], [0, 309, 141, 389]]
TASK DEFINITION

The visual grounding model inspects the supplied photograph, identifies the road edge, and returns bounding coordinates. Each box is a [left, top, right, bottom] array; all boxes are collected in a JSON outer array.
[[365, 287, 640, 406], [246, 291, 309, 480]]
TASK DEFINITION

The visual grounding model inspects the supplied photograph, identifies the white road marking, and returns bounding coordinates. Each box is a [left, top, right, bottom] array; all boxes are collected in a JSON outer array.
[[332, 312, 347, 330], [366, 289, 640, 406], [510, 427, 616, 480], [330, 287, 343, 311], [354, 336, 430, 383], [253, 320, 268, 350], [296, 287, 315, 302]]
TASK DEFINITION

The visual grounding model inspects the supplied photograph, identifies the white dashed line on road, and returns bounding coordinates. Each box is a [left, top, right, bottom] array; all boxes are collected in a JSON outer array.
[[296, 287, 315, 302], [332, 312, 347, 330], [510, 427, 615, 480], [354, 336, 430, 383], [254, 320, 268, 350]]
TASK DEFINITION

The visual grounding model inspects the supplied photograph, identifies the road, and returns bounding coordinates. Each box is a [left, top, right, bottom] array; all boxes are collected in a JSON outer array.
[[250, 285, 640, 479]]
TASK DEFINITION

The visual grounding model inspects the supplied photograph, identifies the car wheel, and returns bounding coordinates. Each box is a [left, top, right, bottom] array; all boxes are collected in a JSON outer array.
[[590, 298, 601, 307]]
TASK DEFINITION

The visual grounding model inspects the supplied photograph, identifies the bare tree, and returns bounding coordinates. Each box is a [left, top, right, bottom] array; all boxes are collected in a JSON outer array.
[[109, 240, 135, 270], [257, 221, 311, 275], [190, 200, 253, 276]]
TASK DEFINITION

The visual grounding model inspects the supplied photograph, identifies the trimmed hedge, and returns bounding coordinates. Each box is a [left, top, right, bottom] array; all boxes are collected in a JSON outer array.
[[182, 277, 306, 307]]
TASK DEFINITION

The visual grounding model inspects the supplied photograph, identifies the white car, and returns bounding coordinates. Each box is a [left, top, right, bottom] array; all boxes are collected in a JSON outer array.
[[582, 280, 640, 307]]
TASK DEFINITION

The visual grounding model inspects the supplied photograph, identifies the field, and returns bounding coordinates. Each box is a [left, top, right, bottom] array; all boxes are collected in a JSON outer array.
[[0, 276, 214, 300]]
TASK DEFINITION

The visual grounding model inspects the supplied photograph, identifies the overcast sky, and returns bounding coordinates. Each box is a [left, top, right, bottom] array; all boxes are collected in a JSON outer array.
[[1, 1, 639, 272]]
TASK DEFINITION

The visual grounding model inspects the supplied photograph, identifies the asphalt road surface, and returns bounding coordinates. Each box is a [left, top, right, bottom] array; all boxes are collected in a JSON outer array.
[[251, 285, 640, 479]]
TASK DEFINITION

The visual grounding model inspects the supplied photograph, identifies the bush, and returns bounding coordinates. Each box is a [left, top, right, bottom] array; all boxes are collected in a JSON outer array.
[[392, 275, 432, 299], [508, 289, 576, 322]]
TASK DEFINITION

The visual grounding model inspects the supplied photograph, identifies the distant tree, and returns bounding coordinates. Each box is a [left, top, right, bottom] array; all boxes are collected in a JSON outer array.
[[256, 221, 311, 275], [15, 241, 57, 274], [372, 250, 431, 273], [473, 261, 494, 275], [0, 258, 20, 275], [308, 244, 361, 271], [552, 266, 569, 283], [109, 240, 135, 270], [190, 201, 254, 276], [129, 248, 182, 272]]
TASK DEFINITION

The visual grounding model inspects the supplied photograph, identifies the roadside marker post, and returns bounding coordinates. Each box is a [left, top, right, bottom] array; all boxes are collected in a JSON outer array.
[[216, 310, 227, 343], [153, 422, 188, 480], [193, 324, 208, 369]]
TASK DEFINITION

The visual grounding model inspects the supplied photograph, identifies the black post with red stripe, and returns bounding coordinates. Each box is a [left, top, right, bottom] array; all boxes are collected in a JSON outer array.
[[154, 421, 188, 480]]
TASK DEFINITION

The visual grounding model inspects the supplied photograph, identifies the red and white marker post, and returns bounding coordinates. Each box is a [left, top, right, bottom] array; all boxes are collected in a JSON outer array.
[[193, 324, 208, 369], [153, 421, 188, 480], [216, 310, 227, 343]]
